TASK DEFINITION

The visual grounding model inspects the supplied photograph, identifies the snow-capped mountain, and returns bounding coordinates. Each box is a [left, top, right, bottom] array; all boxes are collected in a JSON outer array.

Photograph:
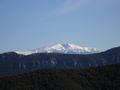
[[0, 46, 120, 77], [14, 43, 101, 55]]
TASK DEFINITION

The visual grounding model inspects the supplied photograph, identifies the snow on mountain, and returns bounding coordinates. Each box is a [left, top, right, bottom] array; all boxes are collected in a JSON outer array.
[[14, 43, 101, 55]]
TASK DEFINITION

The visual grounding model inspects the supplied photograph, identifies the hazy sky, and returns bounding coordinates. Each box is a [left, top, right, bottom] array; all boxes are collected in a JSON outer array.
[[0, 0, 120, 53]]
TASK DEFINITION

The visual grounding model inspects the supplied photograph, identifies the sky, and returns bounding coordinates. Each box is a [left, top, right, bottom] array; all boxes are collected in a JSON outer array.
[[0, 0, 120, 53]]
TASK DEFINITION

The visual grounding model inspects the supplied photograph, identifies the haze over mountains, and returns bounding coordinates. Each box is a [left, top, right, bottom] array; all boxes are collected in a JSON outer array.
[[14, 43, 100, 55]]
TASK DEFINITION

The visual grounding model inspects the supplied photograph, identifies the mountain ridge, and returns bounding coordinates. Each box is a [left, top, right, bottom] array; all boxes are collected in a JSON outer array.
[[0, 46, 120, 77], [14, 43, 100, 55]]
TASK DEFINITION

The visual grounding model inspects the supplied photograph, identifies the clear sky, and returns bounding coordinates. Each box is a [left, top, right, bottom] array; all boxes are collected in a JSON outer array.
[[0, 0, 120, 53]]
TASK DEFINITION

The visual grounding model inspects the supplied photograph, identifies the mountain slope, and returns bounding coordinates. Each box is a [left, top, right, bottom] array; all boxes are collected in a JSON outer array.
[[0, 63, 120, 90], [0, 46, 120, 77], [14, 43, 100, 55]]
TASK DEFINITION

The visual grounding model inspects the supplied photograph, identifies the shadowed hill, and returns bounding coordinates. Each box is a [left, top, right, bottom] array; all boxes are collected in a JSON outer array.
[[0, 63, 120, 90]]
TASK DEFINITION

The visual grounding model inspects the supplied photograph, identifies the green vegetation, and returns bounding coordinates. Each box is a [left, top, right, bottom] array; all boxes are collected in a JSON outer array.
[[0, 63, 120, 90]]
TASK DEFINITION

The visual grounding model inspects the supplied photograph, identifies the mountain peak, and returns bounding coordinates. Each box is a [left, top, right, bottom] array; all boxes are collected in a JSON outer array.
[[61, 43, 77, 48], [14, 43, 101, 55], [50, 43, 74, 49], [52, 43, 82, 49]]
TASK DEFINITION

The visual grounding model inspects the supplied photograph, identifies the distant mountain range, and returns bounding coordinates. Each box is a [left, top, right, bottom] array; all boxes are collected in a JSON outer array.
[[0, 46, 120, 77], [14, 43, 100, 55]]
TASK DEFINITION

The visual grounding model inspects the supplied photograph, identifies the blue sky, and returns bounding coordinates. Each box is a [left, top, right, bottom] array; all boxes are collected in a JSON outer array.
[[0, 0, 120, 53]]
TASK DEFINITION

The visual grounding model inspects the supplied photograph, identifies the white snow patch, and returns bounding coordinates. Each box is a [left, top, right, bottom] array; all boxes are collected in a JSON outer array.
[[14, 43, 101, 55]]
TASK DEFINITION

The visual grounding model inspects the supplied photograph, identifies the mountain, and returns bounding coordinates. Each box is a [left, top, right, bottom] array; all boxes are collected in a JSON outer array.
[[0, 63, 120, 90], [0, 46, 120, 77], [14, 43, 100, 55]]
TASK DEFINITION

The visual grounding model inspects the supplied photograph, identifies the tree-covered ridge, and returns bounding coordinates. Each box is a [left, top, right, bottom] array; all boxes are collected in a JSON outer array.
[[0, 63, 120, 90], [0, 46, 120, 77]]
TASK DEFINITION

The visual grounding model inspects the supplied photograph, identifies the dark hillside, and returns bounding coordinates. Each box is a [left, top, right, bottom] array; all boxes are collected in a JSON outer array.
[[0, 63, 120, 90]]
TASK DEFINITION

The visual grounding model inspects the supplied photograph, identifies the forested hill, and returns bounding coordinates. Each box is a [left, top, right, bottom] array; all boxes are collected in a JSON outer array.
[[0, 63, 120, 90], [0, 46, 120, 77]]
